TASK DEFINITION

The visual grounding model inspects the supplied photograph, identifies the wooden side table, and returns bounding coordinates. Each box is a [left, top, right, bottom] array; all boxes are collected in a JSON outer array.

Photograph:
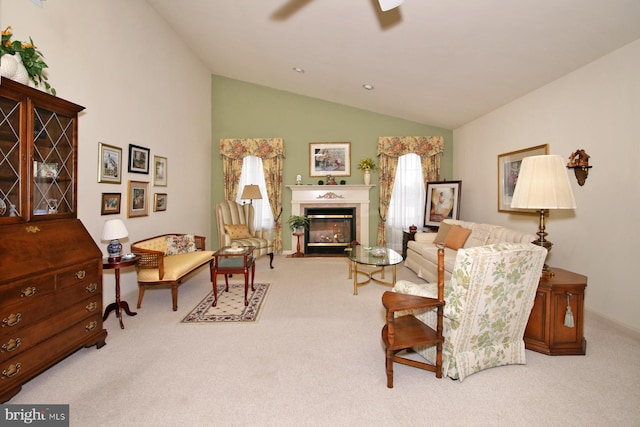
[[212, 246, 255, 307], [401, 229, 417, 259], [525, 267, 587, 355], [103, 256, 139, 329], [291, 232, 305, 257]]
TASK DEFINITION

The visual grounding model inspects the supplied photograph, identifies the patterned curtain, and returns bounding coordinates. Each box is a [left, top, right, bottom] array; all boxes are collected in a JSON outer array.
[[220, 138, 285, 253], [376, 136, 444, 245]]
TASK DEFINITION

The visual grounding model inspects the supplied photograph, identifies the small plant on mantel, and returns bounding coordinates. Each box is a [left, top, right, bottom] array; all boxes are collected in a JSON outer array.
[[287, 215, 309, 233]]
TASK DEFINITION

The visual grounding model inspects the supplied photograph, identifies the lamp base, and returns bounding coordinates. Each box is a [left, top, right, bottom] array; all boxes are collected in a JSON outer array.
[[107, 239, 122, 262]]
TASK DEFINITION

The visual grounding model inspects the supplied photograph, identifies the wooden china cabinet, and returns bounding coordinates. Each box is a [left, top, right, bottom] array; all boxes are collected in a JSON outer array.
[[0, 78, 107, 403]]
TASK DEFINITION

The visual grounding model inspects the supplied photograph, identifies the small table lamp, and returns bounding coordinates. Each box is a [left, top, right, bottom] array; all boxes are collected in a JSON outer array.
[[101, 219, 129, 262], [240, 185, 262, 205], [510, 154, 576, 276]]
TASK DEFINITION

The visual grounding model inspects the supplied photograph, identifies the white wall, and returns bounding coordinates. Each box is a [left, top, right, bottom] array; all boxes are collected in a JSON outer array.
[[1, 0, 212, 302], [454, 38, 640, 333]]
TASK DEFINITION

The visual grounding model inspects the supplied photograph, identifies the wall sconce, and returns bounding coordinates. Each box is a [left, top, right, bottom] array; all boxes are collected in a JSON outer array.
[[566, 149, 592, 186]]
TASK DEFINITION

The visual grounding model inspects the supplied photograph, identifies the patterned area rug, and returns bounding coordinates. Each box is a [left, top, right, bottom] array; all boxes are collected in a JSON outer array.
[[181, 283, 270, 323]]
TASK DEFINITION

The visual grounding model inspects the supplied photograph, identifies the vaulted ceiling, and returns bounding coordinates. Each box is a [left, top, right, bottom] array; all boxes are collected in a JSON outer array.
[[148, 0, 640, 129]]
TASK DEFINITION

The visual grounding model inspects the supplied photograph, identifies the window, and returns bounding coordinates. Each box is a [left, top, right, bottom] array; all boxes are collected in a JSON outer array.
[[386, 153, 425, 251], [236, 156, 274, 231]]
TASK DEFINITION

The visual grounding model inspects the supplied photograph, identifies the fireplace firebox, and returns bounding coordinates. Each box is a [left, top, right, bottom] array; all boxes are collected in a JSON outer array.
[[304, 207, 356, 255]]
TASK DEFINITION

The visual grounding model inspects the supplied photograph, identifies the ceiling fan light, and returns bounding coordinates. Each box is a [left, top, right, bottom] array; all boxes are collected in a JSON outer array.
[[378, 0, 403, 12]]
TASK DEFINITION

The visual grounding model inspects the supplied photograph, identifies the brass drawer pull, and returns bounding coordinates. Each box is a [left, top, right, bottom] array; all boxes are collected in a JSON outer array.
[[85, 321, 98, 332], [1, 338, 21, 353], [85, 283, 98, 293], [85, 302, 98, 312], [25, 225, 40, 233], [2, 363, 21, 379], [20, 286, 37, 298], [75, 270, 87, 280], [2, 313, 22, 328]]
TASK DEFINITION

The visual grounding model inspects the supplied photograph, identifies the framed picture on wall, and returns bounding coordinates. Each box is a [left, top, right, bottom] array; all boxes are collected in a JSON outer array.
[[101, 193, 121, 215], [154, 193, 167, 212], [98, 143, 122, 183], [127, 180, 149, 217], [153, 155, 168, 186], [309, 142, 351, 177], [424, 181, 462, 227], [128, 144, 150, 174], [497, 144, 548, 213]]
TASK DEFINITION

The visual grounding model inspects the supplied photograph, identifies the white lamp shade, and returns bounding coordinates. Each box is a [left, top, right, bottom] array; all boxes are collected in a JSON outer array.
[[378, 0, 403, 12], [101, 219, 129, 241], [240, 185, 262, 200], [510, 155, 576, 209]]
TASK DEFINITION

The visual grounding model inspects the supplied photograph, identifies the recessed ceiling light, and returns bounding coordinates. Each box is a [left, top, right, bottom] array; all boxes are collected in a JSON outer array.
[[362, 84, 375, 90], [293, 67, 305, 73]]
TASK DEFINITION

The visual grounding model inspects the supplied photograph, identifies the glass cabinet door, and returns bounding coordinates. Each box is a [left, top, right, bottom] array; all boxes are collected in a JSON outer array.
[[31, 106, 76, 218], [0, 96, 23, 221]]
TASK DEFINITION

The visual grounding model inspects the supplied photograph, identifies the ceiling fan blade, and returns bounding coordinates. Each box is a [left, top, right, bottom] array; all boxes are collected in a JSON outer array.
[[378, 0, 403, 12], [271, 0, 314, 20]]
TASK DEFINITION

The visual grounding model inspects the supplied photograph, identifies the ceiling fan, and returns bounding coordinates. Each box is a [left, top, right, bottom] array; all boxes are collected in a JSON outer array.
[[378, 0, 404, 12], [273, 0, 403, 20]]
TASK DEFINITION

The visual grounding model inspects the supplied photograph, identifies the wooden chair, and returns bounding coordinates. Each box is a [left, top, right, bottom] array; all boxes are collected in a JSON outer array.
[[381, 247, 445, 388]]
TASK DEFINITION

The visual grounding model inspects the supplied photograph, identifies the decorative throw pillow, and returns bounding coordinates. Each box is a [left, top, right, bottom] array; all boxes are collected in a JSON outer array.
[[165, 234, 197, 255], [464, 223, 493, 248], [434, 222, 452, 244], [443, 225, 472, 250], [224, 224, 253, 239]]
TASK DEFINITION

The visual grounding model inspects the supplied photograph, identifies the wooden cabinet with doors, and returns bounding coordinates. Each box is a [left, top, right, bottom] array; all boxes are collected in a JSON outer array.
[[524, 268, 587, 356], [0, 78, 107, 403]]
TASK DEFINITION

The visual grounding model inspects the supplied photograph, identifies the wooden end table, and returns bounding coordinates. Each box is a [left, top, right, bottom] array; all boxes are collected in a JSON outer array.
[[212, 246, 255, 307], [103, 255, 139, 329], [525, 267, 587, 355]]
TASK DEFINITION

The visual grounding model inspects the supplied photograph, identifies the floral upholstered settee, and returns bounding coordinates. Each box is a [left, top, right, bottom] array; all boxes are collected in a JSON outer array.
[[394, 242, 547, 381], [404, 219, 536, 283], [131, 234, 214, 311]]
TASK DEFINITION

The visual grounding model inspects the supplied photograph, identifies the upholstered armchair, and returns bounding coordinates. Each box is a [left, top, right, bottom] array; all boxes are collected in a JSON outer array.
[[393, 242, 547, 381], [215, 200, 274, 268]]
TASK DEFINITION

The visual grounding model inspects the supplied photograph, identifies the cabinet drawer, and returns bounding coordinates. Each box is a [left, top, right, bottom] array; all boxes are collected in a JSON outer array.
[[0, 294, 102, 364], [0, 312, 103, 394], [57, 263, 99, 291], [1, 279, 101, 337], [0, 275, 55, 309]]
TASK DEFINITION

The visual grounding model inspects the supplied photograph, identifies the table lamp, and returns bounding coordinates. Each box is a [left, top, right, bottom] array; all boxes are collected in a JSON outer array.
[[101, 219, 129, 262], [240, 185, 262, 205], [510, 154, 576, 276]]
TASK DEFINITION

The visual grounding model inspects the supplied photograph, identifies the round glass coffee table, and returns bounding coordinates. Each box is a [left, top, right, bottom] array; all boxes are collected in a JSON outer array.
[[346, 246, 404, 295]]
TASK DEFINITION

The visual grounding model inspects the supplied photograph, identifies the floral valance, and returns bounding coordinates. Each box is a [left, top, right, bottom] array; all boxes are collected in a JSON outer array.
[[377, 136, 444, 158], [220, 138, 285, 159]]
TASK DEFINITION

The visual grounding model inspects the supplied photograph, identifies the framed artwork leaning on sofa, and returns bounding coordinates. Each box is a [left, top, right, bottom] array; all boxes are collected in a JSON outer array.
[[424, 181, 461, 227]]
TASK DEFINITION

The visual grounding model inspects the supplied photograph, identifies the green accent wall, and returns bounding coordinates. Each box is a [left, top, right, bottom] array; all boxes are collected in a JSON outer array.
[[211, 75, 453, 251]]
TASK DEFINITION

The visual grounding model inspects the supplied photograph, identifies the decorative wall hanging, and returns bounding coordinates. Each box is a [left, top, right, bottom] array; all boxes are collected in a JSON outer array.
[[98, 143, 122, 184], [128, 144, 150, 174], [309, 142, 351, 177]]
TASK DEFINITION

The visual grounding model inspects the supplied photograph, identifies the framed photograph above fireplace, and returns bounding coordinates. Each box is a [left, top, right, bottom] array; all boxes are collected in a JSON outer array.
[[424, 181, 462, 228], [309, 142, 351, 177]]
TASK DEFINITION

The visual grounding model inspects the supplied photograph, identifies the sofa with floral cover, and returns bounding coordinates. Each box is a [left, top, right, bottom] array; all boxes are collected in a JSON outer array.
[[404, 219, 537, 283], [394, 242, 547, 381], [131, 234, 214, 311]]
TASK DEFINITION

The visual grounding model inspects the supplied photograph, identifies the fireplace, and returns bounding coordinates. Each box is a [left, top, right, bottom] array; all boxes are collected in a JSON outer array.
[[287, 184, 374, 255], [304, 207, 356, 255]]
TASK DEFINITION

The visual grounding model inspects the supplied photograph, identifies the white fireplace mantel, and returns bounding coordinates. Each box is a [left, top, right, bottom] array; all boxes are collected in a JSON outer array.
[[287, 185, 374, 250]]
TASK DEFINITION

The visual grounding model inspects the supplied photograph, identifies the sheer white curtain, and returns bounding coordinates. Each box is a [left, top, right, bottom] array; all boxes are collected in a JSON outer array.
[[236, 156, 274, 231], [386, 153, 425, 251]]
